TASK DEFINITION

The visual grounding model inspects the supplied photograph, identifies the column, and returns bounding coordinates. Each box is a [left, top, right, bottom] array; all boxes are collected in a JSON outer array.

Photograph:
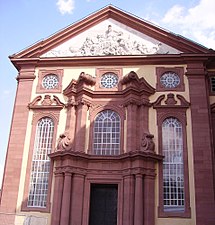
[[122, 174, 135, 225], [126, 103, 138, 152], [134, 174, 143, 225], [75, 101, 89, 152], [60, 171, 73, 225], [70, 174, 85, 225], [51, 172, 64, 225], [186, 63, 215, 225], [143, 175, 155, 225]]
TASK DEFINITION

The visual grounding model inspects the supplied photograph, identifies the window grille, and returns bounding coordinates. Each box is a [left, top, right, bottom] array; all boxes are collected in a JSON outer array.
[[93, 110, 120, 155], [162, 117, 185, 211], [27, 117, 54, 207], [210, 77, 215, 92]]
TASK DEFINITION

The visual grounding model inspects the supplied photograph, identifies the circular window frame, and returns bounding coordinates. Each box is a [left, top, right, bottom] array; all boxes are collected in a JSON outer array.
[[160, 71, 180, 88], [156, 67, 185, 92], [100, 72, 119, 89], [42, 74, 59, 90]]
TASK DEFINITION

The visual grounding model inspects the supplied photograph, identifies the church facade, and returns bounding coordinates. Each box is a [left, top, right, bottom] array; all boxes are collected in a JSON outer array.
[[1, 5, 215, 225]]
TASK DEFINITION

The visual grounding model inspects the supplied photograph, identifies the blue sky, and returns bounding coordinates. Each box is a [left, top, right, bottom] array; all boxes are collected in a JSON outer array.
[[0, 0, 215, 186]]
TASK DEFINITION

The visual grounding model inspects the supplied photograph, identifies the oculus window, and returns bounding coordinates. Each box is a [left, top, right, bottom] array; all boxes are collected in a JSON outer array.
[[42, 74, 59, 90], [100, 73, 119, 88], [160, 72, 180, 88]]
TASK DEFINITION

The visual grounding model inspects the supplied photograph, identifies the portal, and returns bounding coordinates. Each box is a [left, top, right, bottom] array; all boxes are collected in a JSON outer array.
[[89, 184, 118, 225]]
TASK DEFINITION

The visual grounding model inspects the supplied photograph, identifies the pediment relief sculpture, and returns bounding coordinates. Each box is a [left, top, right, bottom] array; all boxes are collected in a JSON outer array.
[[42, 23, 180, 57]]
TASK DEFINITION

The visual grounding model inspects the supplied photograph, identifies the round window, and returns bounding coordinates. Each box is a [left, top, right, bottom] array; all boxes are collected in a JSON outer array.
[[42, 74, 59, 89], [100, 73, 118, 88], [160, 72, 180, 88]]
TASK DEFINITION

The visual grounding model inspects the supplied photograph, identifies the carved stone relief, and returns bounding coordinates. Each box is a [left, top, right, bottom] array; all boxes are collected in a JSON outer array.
[[42, 20, 181, 57]]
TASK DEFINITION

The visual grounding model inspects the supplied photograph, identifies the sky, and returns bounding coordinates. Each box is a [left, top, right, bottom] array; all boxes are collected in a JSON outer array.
[[0, 0, 215, 187]]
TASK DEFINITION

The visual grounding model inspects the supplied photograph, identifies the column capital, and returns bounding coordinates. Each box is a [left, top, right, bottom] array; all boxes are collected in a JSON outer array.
[[54, 169, 64, 177]]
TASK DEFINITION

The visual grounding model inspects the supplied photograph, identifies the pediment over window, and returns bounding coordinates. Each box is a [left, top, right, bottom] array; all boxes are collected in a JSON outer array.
[[153, 93, 190, 108], [28, 95, 65, 109]]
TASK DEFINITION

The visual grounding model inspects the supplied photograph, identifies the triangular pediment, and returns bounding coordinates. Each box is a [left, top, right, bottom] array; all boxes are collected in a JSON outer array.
[[41, 19, 181, 57], [11, 5, 211, 60]]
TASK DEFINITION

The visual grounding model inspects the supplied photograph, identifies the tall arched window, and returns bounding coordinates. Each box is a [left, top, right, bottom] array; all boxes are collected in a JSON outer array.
[[27, 117, 54, 207], [93, 110, 120, 155], [162, 117, 184, 211]]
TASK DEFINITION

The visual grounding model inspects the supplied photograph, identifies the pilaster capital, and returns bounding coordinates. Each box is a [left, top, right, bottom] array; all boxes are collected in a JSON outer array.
[[185, 62, 207, 78], [16, 66, 36, 81], [76, 98, 91, 109]]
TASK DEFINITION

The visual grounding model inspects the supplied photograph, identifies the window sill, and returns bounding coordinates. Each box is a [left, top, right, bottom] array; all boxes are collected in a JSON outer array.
[[158, 206, 191, 218]]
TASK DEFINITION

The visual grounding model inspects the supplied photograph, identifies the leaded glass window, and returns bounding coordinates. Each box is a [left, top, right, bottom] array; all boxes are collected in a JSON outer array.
[[160, 72, 180, 88], [93, 110, 120, 155], [27, 117, 54, 207], [162, 117, 185, 211], [100, 73, 118, 88], [42, 74, 59, 89]]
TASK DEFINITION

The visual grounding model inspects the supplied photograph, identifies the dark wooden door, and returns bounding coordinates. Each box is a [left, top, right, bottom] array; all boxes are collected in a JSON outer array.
[[89, 184, 118, 225]]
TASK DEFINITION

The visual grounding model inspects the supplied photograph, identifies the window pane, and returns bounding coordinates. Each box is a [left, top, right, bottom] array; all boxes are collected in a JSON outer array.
[[162, 117, 185, 211], [93, 110, 120, 155], [27, 117, 54, 208], [210, 77, 215, 92]]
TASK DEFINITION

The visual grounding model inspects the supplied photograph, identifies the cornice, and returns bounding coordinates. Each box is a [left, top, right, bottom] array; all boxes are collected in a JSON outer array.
[[49, 149, 163, 162], [10, 53, 215, 71]]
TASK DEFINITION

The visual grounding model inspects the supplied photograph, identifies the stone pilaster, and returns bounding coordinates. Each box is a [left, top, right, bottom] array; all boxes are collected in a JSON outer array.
[[70, 174, 85, 225], [122, 174, 135, 225], [75, 99, 90, 152], [186, 62, 215, 225], [134, 174, 143, 225], [51, 172, 64, 225], [60, 171, 72, 225], [126, 101, 138, 152], [0, 67, 35, 214]]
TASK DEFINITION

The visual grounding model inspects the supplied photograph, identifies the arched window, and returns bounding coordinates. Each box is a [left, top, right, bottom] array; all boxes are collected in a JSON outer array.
[[162, 117, 184, 211], [27, 117, 54, 207], [93, 110, 120, 155]]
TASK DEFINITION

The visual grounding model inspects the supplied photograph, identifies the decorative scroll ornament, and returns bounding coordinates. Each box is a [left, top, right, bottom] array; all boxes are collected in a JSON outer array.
[[77, 72, 96, 86], [140, 133, 155, 152], [56, 131, 72, 151]]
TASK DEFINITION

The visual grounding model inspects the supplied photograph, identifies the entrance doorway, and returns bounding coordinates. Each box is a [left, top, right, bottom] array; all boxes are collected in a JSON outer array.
[[89, 184, 118, 225]]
